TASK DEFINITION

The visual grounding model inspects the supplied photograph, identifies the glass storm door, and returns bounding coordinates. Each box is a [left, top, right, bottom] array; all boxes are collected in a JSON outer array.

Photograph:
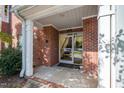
[[60, 33, 82, 65], [60, 35, 73, 64], [74, 33, 83, 65]]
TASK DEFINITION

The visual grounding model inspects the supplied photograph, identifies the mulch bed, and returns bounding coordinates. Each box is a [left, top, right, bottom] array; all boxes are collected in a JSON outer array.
[[0, 74, 27, 88]]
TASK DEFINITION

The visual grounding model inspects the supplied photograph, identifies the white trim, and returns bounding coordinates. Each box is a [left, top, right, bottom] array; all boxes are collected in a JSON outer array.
[[82, 15, 97, 20], [34, 21, 43, 26], [98, 11, 115, 19], [59, 26, 83, 31], [11, 5, 32, 12], [42, 24, 58, 31], [97, 5, 115, 20], [24, 5, 83, 20], [37, 24, 82, 31], [11, 5, 25, 12], [34, 21, 43, 29], [19, 6, 37, 13]]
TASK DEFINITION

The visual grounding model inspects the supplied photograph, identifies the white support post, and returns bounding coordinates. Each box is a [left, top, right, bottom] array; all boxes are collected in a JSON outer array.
[[115, 6, 124, 88], [111, 6, 116, 88], [98, 5, 116, 88], [25, 20, 33, 77]]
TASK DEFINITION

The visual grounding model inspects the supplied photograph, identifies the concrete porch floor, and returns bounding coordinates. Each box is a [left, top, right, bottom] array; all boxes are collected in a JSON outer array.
[[24, 66, 98, 88]]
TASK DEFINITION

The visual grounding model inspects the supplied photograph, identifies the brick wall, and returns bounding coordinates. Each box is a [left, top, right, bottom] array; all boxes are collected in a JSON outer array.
[[11, 13, 22, 48], [33, 27, 42, 66], [1, 5, 11, 34], [33, 26, 59, 66], [1, 21, 11, 49], [1, 9, 11, 49], [0, 6, 22, 49], [83, 16, 98, 77], [43, 26, 59, 66], [1, 21, 10, 33]]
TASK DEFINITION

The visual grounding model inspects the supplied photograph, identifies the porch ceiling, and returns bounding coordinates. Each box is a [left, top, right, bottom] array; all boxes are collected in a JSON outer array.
[[16, 5, 98, 30], [19, 5, 55, 17], [35, 5, 98, 30]]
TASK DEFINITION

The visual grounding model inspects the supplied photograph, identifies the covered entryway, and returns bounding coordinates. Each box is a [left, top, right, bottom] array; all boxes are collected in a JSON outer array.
[[12, 5, 117, 88], [12, 5, 98, 88], [28, 5, 98, 78]]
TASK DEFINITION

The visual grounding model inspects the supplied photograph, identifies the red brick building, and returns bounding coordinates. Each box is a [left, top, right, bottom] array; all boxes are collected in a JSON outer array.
[[0, 5, 98, 77], [0, 5, 22, 49], [2, 5, 121, 88]]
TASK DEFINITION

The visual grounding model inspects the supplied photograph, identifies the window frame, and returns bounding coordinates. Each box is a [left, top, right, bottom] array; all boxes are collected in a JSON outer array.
[[2, 5, 10, 23]]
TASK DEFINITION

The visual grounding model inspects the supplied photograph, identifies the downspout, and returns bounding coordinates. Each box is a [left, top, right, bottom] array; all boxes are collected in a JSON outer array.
[[14, 10, 26, 77]]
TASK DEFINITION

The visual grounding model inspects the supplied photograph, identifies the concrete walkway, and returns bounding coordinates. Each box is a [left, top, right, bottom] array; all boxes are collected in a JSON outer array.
[[24, 66, 98, 88]]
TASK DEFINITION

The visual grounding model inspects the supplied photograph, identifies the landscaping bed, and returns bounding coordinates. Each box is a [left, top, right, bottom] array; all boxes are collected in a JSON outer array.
[[0, 74, 27, 88]]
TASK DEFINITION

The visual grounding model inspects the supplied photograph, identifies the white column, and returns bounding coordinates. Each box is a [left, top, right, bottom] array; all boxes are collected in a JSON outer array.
[[25, 20, 33, 77], [98, 5, 116, 88], [111, 6, 116, 88], [115, 6, 124, 88]]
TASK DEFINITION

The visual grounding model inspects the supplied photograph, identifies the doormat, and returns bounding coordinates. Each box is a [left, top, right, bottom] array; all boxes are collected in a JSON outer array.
[[57, 63, 80, 69]]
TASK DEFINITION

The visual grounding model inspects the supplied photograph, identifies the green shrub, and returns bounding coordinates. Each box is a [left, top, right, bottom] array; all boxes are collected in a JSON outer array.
[[0, 47, 22, 76], [0, 32, 12, 44]]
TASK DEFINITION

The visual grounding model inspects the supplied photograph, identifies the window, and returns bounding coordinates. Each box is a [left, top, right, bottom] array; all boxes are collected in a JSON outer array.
[[4, 5, 8, 16], [2, 5, 10, 23]]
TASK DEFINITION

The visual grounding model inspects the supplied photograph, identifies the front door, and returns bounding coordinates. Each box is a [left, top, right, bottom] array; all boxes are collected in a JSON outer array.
[[59, 32, 83, 65]]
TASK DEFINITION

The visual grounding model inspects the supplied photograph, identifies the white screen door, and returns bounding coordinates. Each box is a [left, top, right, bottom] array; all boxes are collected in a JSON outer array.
[[59, 33, 82, 65]]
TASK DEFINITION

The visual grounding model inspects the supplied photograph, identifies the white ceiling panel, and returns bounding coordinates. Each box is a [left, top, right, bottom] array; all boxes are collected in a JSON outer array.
[[20, 5, 55, 17], [36, 5, 98, 30]]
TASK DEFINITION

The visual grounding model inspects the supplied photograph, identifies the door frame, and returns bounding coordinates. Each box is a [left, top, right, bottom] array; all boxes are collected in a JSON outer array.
[[59, 32, 83, 65]]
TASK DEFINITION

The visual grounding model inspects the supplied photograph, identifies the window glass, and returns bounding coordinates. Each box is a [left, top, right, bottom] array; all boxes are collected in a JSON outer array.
[[2, 5, 9, 23], [4, 5, 8, 16]]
